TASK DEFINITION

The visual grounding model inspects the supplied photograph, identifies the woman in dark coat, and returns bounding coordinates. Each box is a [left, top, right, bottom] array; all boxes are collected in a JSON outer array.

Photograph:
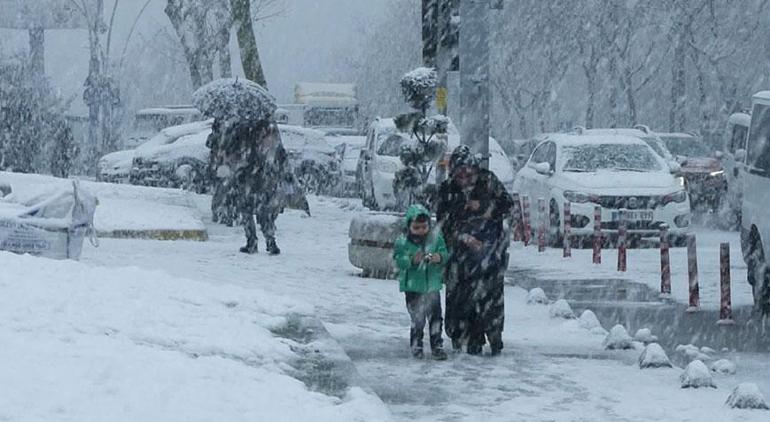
[[433, 145, 513, 355]]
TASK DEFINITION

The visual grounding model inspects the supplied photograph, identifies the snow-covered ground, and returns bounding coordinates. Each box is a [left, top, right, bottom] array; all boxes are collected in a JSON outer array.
[[509, 227, 753, 309], [3, 178, 769, 421]]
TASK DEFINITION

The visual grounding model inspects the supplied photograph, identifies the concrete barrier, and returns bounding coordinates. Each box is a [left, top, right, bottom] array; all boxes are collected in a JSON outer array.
[[348, 212, 403, 279]]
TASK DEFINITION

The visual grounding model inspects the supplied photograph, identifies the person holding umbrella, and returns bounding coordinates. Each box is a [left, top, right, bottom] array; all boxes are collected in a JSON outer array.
[[194, 78, 303, 255]]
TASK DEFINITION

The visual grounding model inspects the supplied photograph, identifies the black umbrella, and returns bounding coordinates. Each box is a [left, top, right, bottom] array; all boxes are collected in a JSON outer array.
[[192, 78, 277, 123]]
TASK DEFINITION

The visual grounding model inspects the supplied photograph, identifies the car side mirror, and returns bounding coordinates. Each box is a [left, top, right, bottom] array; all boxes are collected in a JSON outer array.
[[735, 149, 747, 162], [534, 162, 552, 175], [668, 161, 681, 174], [333, 143, 346, 158]]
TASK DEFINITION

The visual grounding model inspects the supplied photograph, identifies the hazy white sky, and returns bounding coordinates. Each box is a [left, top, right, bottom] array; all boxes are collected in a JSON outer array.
[[0, 0, 392, 110]]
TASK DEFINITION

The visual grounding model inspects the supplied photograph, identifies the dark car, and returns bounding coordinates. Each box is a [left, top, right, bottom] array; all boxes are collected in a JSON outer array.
[[658, 132, 727, 211]]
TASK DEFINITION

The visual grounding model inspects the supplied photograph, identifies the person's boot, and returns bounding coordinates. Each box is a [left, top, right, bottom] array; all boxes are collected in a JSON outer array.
[[431, 348, 448, 361], [240, 237, 258, 254], [412, 348, 424, 359], [451, 338, 463, 353], [266, 238, 281, 255], [489, 334, 504, 357]]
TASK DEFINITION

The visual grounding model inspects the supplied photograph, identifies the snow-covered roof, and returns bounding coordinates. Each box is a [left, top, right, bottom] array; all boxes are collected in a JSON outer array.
[[728, 112, 751, 127], [753, 91, 770, 105]]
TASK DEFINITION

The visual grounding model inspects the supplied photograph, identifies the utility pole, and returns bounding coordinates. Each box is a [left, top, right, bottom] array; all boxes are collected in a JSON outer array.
[[459, 0, 501, 170]]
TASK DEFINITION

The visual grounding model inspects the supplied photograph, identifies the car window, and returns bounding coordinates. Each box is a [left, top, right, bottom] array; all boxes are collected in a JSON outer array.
[[530, 142, 549, 164], [747, 103, 770, 173], [545, 142, 556, 169], [377, 133, 410, 157], [661, 136, 710, 157], [562, 143, 662, 172], [730, 124, 748, 153]]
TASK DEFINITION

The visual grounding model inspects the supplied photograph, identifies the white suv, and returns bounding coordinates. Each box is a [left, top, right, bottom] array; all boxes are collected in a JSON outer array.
[[513, 133, 691, 246], [740, 91, 770, 314]]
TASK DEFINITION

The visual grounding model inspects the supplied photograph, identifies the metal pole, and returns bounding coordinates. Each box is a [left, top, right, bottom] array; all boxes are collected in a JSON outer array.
[[718, 242, 735, 325], [686, 234, 700, 312], [459, 0, 490, 169], [660, 225, 671, 298], [593, 206, 602, 264], [563, 202, 571, 258]]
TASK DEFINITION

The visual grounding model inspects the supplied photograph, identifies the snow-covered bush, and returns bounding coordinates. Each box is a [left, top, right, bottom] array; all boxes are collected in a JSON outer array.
[[711, 359, 737, 375], [527, 288, 548, 305], [675, 344, 712, 362], [638, 343, 673, 369], [400, 67, 438, 113], [578, 310, 602, 330], [633, 328, 658, 344], [603, 325, 634, 350], [549, 299, 575, 319], [680, 360, 716, 389], [725, 383, 769, 410]]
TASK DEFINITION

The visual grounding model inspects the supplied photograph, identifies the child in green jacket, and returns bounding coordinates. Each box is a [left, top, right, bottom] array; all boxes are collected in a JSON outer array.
[[393, 204, 449, 360]]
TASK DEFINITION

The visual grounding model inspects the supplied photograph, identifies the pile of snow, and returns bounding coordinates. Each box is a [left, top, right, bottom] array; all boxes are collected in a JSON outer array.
[[549, 299, 575, 319], [0, 252, 389, 421], [638, 343, 673, 369], [676, 344, 713, 362], [680, 360, 717, 389], [711, 359, 737, 375], [726, 383, 770, 410], [577, 310, 607, 335], [603, 325, 634, 350], [633, 328, 658, 344], [526, 288, 548, 305]]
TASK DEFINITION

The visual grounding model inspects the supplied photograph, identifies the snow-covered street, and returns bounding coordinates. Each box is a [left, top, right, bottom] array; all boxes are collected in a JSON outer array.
[[3, 191, 761, 421]]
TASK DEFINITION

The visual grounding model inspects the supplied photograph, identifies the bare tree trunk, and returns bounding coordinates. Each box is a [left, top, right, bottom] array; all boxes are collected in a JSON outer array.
[[608, 54, 620, 128], [621, 67, 637, 125], [584, 65, 597, 128], [669, 18, 687, 131], [231, 0, 267, 87], [218, 28, 233, 78]]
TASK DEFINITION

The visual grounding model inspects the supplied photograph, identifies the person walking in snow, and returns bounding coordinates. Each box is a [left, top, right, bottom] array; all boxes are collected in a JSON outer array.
[[433, 145, 514, 356], [393, 204, 450, 360]]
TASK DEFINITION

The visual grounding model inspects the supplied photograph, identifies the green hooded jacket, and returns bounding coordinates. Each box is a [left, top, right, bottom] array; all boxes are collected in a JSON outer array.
[[393, 204, 449, 293]]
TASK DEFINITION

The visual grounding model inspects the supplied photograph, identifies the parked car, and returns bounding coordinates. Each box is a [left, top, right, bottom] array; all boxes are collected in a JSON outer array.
[[722, 112, 751, 224], [657, 132, 727, 211], [325, 135, 366, 197], [580, 127, 676, 162], [357, 117, 515, 211], [99, 119, 213, 184], [124, 106, 202, 149], [513, 133, 691, 246], [128, 122, 342, 195], [740, 91, 770, 314]]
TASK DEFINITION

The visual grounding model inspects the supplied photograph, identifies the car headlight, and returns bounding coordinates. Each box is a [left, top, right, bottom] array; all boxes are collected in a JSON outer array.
[[661, 190, 687, 205], [709, 170, 725, 177], [676, 176, 686, 187], [563, 190, 596, 204], [376, 160, 400, 173]]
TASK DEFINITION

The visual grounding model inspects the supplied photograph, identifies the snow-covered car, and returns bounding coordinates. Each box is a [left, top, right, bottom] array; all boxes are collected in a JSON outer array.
[[129, 122, 342, 195], [98, 119, 213, 184], [358, 117, 515, 211], [740, 91, 770, 313], [722, 112, 751, 224], [513, 133, 691, 246], [658, 132, 726, 211], [124, 106, 202, 149], [580, 127, 676, 162], [325, 135, 366, 196]]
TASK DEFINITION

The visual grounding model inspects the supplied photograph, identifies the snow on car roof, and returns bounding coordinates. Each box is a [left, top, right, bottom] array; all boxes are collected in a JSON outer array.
[[583, 128, 649, 138], [137, 106, 201, 116], [548, 133, 647, 147], [753, 90, 770, 105], [728, 112, 751, 127]]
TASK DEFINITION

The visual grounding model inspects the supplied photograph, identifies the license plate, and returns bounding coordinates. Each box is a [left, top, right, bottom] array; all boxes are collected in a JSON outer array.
[[612, 210, 653, 221]]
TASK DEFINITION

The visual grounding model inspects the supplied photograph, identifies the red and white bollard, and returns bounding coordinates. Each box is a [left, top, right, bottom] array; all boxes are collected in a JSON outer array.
[[512, 193, 523, 242], [592, 206, 602, 264], [659, 225, 671, 298], [718, 242, 735, 325], [522, 196, 531, 246], [686, 234, 700, 312], [617, 211, 627, 272], [563, 202, 572, 258], [537, 198, 546, 253]]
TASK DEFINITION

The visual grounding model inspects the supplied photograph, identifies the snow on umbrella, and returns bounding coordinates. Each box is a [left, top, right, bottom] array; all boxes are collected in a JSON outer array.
[[192, 78, 277, 123]]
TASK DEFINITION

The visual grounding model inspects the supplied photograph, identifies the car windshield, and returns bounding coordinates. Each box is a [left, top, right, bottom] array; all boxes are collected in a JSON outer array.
[[562, 143, 662, 172], [661, 136, 711, 157], [376, 132, 408, 157]]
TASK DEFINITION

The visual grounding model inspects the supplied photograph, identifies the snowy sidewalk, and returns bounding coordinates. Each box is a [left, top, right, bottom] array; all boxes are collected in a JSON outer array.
[[75, 195, 769, 421]]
